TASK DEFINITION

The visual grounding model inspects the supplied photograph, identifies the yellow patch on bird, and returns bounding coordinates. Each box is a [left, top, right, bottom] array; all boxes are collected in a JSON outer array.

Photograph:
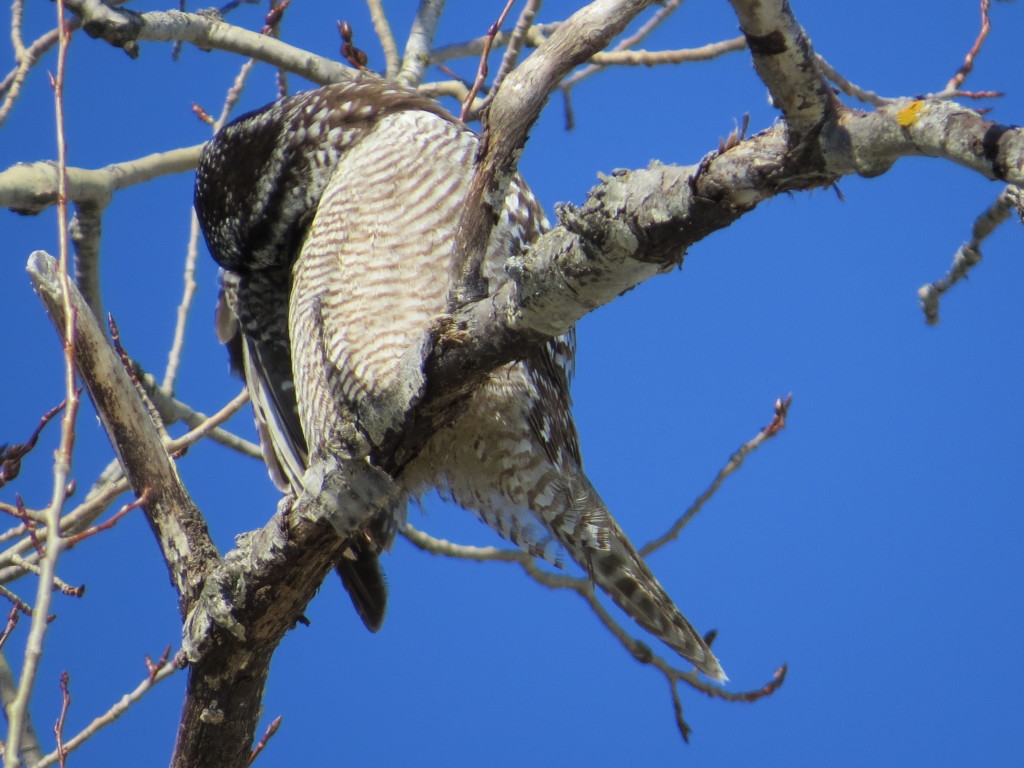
[[896, 100, 926, 127]]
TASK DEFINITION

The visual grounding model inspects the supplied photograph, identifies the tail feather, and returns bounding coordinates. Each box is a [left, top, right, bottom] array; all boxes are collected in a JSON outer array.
[[335, 545, 389, 633], [566, 479, 726, 682]]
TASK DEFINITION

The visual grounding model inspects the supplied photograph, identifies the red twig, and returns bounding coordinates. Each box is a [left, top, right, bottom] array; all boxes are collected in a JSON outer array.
[[54, 670, 71, 768], [65, 487, 150, 546], [715, 664, 788, 703], [247, 715, 283, 765], [955, 89, 1003, 100], [192, 102, 215, 125], [640, 394, 793, 557], [461, 0, 516, 121], [261, 0, 291, 34], [945, 0, 991, 92], [0, 398, 70, 488], [763, 393, 792, 437], [145, 645, 172, 683], [0, 583, 39, 619], [107, 314, 142, 389], [0, 607, 19, 651], [337, 20, 368, 69], [12, 495, 45, 555]]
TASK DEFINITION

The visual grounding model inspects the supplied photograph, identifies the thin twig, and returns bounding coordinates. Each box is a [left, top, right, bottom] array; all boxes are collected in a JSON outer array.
[[560, 0, 686, 90], [63, 489, 149, 546], [0, 388, 248, 588], [588, 39, 747, 67], [0, 474, 130, 585], [247, 715, 282, 765], [641, 395, 792, 557], [5, 6, 75, 762], [461, 0, 516, 121], [0, 608, 18, 651], [946, 0, 991, 92], [815, 53, 890, 108], [7, 555, 83, 597], [165, 21, 270, 395], [404, 523, 784, 712], [481, 0, 543, 116], [163, 390, 251, 456], [366, 0, 400, 78], [29, 650, 181, 768], [141, 377, 261, 458], [0, 583, 36, 617], [918, 185, 1020, 324], [162, 210, 202, 395], [429, 22, 558, 65], [54, 671, 70, 768], [10, 0, 26, 59], [0, 1, 131, 127], [0, 398, 68, 490]]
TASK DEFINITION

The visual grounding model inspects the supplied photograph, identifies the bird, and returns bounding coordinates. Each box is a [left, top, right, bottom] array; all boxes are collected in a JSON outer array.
[[194, 73, 726, 681]]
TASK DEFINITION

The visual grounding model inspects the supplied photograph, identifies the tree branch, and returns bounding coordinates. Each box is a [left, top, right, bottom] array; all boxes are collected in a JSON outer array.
[[26, 251, 218, 609], [452, 0, 659, 304], [1, 146, 201, 215], [397, 0, 448, 87], [726, 0, 837, 140], [386, 101, 1024, 476], [63, 0, 355, 84]]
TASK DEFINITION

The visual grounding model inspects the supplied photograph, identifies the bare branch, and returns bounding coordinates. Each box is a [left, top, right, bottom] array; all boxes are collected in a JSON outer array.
[[0, 650, 43, 765], [1, 146, 201, 215], [561, 0, 688, 89], [460, 0, 516, 121], [366, 0, 400, 79], [0, 3, 136, 127], [452, 0, 660, 306], [403, 523, 529, 564], [162, 211, 202, 395], [0, 399, 67, 490], [247, 715, 282, 766], [63, 489, 148, 546], [26, 251, 219, 606], [814, 54, 890, 108], [397, 0, 448, 88], [163, 391, 251, 456], [918, 185, 1022, 324], [430, 22, 558, 65], [6, 12, 78, 758], [404, 522, 785, 719], [54, 671, 71, 767], [486, 0, 542, 109], [0, 467, 128, 585], [141, 379, 262, 459], [28, 650, 180, 768], [831, 99, 1024, 181], [595, 39, 748, 67], [63, 1, 356, 84], [0, 582, 37, 617], [418, 78, 478, 106], [641, 396, 792, 557], [7, 554, 84, 597], [727, 0, 836, 139], [946, 0, 992, 92]]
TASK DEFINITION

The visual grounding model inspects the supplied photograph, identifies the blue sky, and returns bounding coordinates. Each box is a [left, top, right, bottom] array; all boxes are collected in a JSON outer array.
[[2, 1, 1023, 765]]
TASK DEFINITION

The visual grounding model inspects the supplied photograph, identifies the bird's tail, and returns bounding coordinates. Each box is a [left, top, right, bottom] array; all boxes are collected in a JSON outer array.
[[561, 477, 727, 682], [335, 543, 389, 633]]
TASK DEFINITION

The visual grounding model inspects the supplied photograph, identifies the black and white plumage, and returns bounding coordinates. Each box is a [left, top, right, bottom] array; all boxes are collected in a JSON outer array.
[[195, 74, 725, 680]]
